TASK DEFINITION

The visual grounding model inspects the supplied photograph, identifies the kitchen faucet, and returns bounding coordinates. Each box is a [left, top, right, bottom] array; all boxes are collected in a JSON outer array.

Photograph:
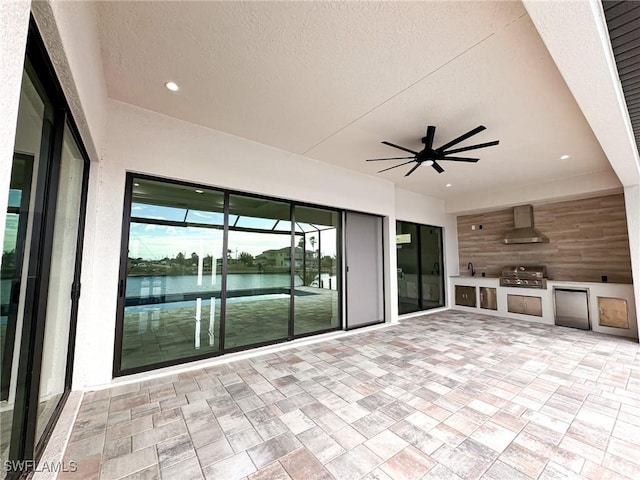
[[468, 262, 476, 276]]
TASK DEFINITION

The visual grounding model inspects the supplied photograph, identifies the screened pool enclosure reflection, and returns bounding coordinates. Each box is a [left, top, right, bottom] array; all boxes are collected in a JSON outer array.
[[115, 176, 341, 374]]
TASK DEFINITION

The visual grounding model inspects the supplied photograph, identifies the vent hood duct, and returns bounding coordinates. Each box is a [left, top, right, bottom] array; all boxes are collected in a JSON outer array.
[[503, 205, 549, 244]]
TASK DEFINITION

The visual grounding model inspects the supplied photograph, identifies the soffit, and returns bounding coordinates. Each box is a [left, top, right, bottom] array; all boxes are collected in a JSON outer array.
[[96, 1, 619, 203]]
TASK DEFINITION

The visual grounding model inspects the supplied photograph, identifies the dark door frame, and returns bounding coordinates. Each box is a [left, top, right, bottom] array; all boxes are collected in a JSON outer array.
[[396, 220, 446, 313]]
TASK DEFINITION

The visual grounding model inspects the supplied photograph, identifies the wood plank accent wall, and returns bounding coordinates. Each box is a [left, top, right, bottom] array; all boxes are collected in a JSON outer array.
[[457, 194, 632, 283]]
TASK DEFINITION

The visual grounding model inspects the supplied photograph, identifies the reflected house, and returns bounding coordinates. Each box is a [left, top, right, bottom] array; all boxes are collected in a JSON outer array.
[[255, 246, 314, 269]]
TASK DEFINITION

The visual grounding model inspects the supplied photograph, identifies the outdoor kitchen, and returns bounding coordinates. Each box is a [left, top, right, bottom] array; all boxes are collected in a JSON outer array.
[[450, 193, 638, 339]]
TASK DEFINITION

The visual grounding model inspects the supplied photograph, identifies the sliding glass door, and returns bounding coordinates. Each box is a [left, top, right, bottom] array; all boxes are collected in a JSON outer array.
[[396, 221, 445, 314], [35, 124, 86, 443], [1, 64, 51, 468], [293, 206, 340, 336], [115, 175, 343, 375], [225, 195, 292, 349], [396, 222, 419, 314]]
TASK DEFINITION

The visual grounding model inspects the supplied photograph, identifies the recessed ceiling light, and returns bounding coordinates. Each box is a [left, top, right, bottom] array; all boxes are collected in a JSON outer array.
[[560, 154, 570, 160], [165, 81, 179, 92], [195, 189, 204, 194], [133, 182, 140, 187], [446, 183, 452, 187]]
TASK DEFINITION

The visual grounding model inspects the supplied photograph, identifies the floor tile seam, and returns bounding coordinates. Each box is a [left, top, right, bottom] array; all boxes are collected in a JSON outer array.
[[600, 391, 625, 467], [105, 445, 159, 480], [153, 439, 196, 472], [193, 441, 232, 473]]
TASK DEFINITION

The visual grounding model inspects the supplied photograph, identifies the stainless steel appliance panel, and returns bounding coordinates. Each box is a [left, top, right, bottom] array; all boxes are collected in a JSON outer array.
[[479, 287, 497, 310], [554, 288, 589, 330], [455, 285, 476, 307], [500, 265, 548, 289], [508, 294, 542, 316]]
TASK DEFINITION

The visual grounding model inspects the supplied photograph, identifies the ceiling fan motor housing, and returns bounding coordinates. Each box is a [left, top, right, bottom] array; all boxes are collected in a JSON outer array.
[[366, 124, 499, 176]]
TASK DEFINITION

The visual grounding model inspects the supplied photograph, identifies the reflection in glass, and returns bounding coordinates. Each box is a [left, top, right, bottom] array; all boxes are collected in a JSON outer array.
[[121, 178, 224, 370], [224, 195, 291, 349], [420, 225, 445, 309], [294, 207, 340, 335], [36, 124, 85, 442], [396, 222, 420, 314], [117, 178, 344, 371], [396, 221, 445, 313]]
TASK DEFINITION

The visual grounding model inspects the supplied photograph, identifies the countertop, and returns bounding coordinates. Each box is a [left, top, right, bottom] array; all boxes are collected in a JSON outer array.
[[449, 275, 631, 286]]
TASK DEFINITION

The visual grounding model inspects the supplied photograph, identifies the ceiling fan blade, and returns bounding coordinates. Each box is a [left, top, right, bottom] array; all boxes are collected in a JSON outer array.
[[381, 141, 419, 155], [404, 163, 422, 177], [439, 156, 479, 162], [424, 126, 436, 149], [436, 125, 486, 152], [366, 156, 415, 161], [377, 160, 416, 173], [432, 162, 444, 174], [443, 140, 499, 155]]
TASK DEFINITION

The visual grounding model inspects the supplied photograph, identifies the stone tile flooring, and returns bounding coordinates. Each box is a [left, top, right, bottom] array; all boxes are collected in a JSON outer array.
[[59, 311, 640, 479]]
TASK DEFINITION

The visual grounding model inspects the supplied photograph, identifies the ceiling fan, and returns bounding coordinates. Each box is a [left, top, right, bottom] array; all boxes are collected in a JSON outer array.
[[367, 125, 499, 176]]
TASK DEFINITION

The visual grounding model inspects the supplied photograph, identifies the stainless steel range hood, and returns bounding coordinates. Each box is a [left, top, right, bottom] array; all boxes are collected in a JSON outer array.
[[503, 205, 549, 244]]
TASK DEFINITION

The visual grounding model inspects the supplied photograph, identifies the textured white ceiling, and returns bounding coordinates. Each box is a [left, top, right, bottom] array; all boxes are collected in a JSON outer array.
[[96, 1, 619, 206]]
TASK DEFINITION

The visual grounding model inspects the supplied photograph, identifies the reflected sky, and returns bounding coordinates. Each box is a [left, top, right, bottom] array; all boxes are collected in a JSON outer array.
[[2, 214, 18, 254], [129, 222, 337, 260]]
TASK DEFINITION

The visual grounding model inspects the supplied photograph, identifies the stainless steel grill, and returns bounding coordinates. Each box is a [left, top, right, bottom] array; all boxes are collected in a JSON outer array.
[[499, 265, 547, 289]]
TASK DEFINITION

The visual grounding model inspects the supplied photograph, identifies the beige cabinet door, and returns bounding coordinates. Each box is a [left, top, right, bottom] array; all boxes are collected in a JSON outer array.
[[598, 297, 629, 328]]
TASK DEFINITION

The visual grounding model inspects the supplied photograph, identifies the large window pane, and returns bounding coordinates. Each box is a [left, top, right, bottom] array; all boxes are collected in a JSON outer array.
[[225, 195, 291, 349], [121, 179, 224, 370], [294, 206, 340, 335]]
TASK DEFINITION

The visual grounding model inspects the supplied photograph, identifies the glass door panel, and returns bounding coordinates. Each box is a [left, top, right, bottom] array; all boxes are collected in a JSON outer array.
[[293, 206, 340, 335], [225, 195, 291, 349], [120, 178, 225, 371], [396, 222, 420, 314], [420, 225, 445, 309], [35, 124, 85, 443], [1, 155, 33, 403], [1, 67, 53, 469]]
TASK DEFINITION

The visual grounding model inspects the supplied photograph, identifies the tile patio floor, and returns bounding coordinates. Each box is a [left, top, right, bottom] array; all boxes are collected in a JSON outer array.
[[59, 311, 640, 480]]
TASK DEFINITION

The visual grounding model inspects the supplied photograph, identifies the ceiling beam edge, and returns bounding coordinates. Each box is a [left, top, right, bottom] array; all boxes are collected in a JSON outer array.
[[522, 0, 640, 186]]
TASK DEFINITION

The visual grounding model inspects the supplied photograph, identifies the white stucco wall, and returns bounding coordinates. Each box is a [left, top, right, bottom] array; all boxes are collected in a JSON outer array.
[[0, 0, 30, 260], [73, 100, 430, 388], [395, 188, 460, 302], [31, 0, 107, 163]]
